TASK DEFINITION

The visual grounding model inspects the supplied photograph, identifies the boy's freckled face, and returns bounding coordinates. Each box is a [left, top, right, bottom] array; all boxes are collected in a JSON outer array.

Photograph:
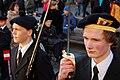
[[12, 23, 30, 44], [83, 28, 112, 60]]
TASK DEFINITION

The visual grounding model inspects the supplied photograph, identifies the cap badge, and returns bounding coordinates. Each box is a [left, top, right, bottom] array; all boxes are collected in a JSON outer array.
[[97, 17, 113, 26]]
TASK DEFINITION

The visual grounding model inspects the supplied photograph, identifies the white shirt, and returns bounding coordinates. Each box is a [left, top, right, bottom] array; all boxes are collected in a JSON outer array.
[[17, 39, 33, 58], [91, 50, 113, 80], [1, 25, 6, 30]]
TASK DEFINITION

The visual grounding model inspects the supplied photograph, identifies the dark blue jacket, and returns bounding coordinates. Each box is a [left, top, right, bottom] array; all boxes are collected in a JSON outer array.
[[62, 12, 76, 34]]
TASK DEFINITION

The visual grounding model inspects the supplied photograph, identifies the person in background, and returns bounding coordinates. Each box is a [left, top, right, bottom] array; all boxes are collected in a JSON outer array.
[[56, 0, 65, 14], [55, 13, 120, 80], [41, 0, 63, 36], [6, 2, 19, 49], [10, 14, 54, 80], [16, 0, 35, 15], [91, 0, 110, 14], [1, 0, 13, 16], [0, 16, 11, 80], [82, 0, 90, 17], [7, 2, 19, 30], [62, 6, 76, 37], [34, 0, 39, 11], [41, 16, 64, 62], [89, 0, 95, 13], [74, 0, 83, 16], [42, 0, 49, 12], [25, 0, 35, 15]]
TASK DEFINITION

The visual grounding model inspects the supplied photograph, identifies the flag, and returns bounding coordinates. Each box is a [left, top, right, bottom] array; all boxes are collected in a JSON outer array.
[[3, 50, 10, 61]]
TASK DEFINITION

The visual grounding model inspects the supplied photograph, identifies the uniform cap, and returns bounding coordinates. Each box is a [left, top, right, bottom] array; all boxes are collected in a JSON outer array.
[[0, 16, 7, 20], [78, 13, 120, 32], [10, 15, 37, 30]]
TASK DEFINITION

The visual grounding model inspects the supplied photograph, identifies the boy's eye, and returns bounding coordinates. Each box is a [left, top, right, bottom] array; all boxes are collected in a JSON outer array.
[[83, 36, 88, 40], [93, 39, 99, 41], [12, 28, 18, 31]]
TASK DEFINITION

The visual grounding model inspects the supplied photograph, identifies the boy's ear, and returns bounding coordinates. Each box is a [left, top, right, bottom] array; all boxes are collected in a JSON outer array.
[[28, 29, 33, 36]]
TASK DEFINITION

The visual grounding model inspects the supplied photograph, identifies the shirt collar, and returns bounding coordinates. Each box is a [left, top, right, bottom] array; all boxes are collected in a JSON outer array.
[[18, 39, 33, 57], [1, 25, 6, 30], [91, 50, 113, 79]]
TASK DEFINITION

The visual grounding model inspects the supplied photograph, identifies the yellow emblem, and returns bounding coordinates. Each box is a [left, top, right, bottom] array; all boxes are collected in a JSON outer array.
[[97, 17, 113, 26]]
